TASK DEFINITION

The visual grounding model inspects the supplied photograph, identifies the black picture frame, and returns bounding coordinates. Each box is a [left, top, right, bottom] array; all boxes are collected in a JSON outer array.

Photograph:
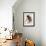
[[23, 12, 35, 27]]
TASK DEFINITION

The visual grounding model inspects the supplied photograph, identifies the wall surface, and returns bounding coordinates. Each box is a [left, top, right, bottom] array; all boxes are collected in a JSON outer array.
[[13, 0, 41, 46], [0, 0, 16, 30], [41, 0, 46, 46]]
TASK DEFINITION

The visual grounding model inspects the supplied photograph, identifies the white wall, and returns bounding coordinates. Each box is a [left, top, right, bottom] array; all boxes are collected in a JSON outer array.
[[13, 0, 41, 46], [0, 0, 16, 30], [41, 0, 46, 46]]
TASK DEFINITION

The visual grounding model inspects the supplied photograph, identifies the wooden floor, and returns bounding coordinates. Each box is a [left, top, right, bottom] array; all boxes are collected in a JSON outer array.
[[0, 39, 16, 46]]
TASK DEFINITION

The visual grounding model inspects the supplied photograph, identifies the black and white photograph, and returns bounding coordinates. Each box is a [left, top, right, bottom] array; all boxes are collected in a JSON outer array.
[[23, 12, 35, 27]]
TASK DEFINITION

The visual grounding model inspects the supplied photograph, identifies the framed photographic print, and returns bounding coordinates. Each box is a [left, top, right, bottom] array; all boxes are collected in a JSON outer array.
[[23, 12, 35, 27]]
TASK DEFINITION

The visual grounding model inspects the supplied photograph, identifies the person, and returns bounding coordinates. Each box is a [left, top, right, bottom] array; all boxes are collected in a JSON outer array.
[[24, 15, 32, 24], [27, 15, 32, 23]]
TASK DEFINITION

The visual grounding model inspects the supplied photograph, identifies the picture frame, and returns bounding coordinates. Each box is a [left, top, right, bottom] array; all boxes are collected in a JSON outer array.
[[23, 12, 35, 27]]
